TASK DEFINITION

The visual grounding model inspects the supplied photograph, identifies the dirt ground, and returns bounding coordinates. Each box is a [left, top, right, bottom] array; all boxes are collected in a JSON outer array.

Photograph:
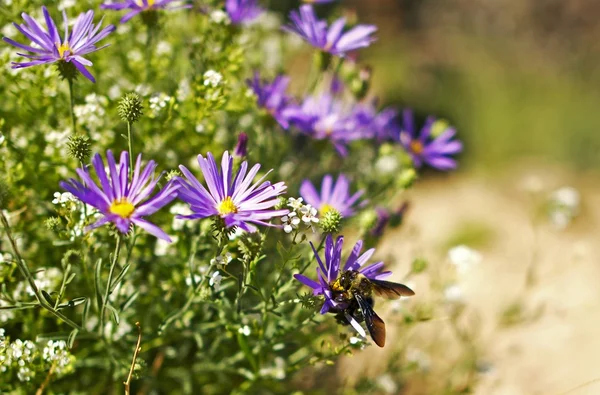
[[343, 165, 600, 395]]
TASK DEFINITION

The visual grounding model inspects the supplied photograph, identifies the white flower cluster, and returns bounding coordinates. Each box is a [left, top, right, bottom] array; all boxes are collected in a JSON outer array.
[[52, 191, 76, 207], [2, 339, 36, 381], [209, 271, 223, 291], [210, 252, 233, 266], [258, 357, 286, 380], [548, 186, 580, 230], [281, 197, 319, 233], [73, 93, 108, 132], [42, 340, 71, 375], [448, 245, 482, 274], [149, 93, 172, 117], [203, 70, 223, 88], [210, 10, 230, 25]]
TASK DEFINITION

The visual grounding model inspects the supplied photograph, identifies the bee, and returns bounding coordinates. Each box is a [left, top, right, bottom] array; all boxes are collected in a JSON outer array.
[[329, 270, 415, 347]]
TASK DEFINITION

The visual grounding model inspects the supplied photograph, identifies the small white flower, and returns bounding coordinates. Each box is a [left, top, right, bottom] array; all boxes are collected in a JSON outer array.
[[448, 245, 482, 274], [156, 41, 172, 56], [287, 197, 304, 210], [209, 271, 223, 291], [444, 284, 463, 303], [281, 212, 301, 233], [0, 132, 4, 145], [551, 186, 580, 209], [210, 10, 230, 24], [211, 252, 233, 266], [185, 274, 202, 287], [203, 70, 223, 88], [238, 325, 251, 336], [195, 124, 205, 134], [349, 336, 363, 345], [377, 374, 398, 394]]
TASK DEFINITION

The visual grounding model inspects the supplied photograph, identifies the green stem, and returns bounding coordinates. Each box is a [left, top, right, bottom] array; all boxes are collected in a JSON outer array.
[[99, 236, 122, 337], [68, 78, 77, 134], [0, 211, 83, 331], [127, 121, 133, 174]]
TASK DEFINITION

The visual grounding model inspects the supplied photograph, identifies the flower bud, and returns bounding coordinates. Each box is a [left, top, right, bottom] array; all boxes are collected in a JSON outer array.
[[44, 217, 62, 232], [233, 132, 248, 158], [67, 135, 92, 163], [320, 209, 343, 234], [118, 93, 144, 124], [397, 168, 418, 189], [56, 61, 78, 81], [67, 134, 92, 163], [350, 66, 372, 100]]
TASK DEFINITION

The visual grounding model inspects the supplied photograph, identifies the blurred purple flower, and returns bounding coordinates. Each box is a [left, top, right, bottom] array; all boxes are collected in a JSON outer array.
[[60, 151, 179, 241], [175, 151, 288, 232], [394, 109, 463, 171], [352, 102, 400, 142], [101, 0, 191, 24], [370, 203, 409, 237], [284, 93, 366, 156], [300, 174, 364, 217], [226, 0, 263, 25], [294, 235, 392, 316], [283, 5, 376, 56], [248, 72, 292, 128], [233, 132, 248, 158], [2, 6, 115, 82]]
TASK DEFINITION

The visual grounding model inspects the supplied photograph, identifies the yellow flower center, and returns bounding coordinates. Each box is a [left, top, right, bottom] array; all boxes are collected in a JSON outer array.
[[410, 140, 424, 155], [109, 199, 136, 219], [218, 197, 238, 215], [320, 204, 335, 216], [136, 0, 155, 7], [57, 42, 71, 59]]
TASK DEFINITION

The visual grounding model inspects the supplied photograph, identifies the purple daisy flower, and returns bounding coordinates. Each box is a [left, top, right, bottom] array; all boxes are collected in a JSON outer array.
[[352, 102, 400, 142], [247, 72, 292, 128], [100, 0, 191, 24], [294, 235, 391, 332], [60, 151, 179, 241], [226, 0, 263, 25], [299, 174, 364, 217], [283, 5, 376, 56], [175, 151, 288, 232], [284, 93, 365, 156], [394, 109, 463, 171], [2, 7, 115, 83]]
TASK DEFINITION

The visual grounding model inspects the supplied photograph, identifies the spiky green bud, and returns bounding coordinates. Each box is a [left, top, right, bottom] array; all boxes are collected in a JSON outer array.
[[118, 93, 144, 124], [44, 217, 62, 232], [56, 61, 78, 81], [320, 209, 343, 234], [274, 196, 287, 210], [165, 169, 181, 182], [62, 250, 81, 267], [67, 135, 92, 163]]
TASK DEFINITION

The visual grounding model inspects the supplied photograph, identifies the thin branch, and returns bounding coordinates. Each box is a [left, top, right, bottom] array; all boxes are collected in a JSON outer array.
[[124, 322, 143, 395]]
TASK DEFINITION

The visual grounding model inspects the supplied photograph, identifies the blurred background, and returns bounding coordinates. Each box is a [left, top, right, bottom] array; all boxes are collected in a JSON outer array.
[[279, 1, 600, 394]]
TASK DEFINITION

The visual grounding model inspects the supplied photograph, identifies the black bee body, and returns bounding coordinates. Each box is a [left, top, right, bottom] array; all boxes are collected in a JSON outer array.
[[328, 270, 415, 348]]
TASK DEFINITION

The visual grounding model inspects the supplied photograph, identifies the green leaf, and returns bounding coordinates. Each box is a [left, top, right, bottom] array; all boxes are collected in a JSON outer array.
[[82, 298, 90, 326], [120, 291, 139, 312], [236, 333, 257, 372], [109, 263, 130, 293], [67, 328, 79, 349], [65, 272, 77, 285], [41, 290, 55, 306], [106, 305, 120, 324], [94, 258, 103, 310]]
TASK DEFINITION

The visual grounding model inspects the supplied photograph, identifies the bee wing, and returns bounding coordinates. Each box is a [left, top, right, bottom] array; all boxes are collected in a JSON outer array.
[[355, 294, 386, 347], [370, 279, 415, 299]]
